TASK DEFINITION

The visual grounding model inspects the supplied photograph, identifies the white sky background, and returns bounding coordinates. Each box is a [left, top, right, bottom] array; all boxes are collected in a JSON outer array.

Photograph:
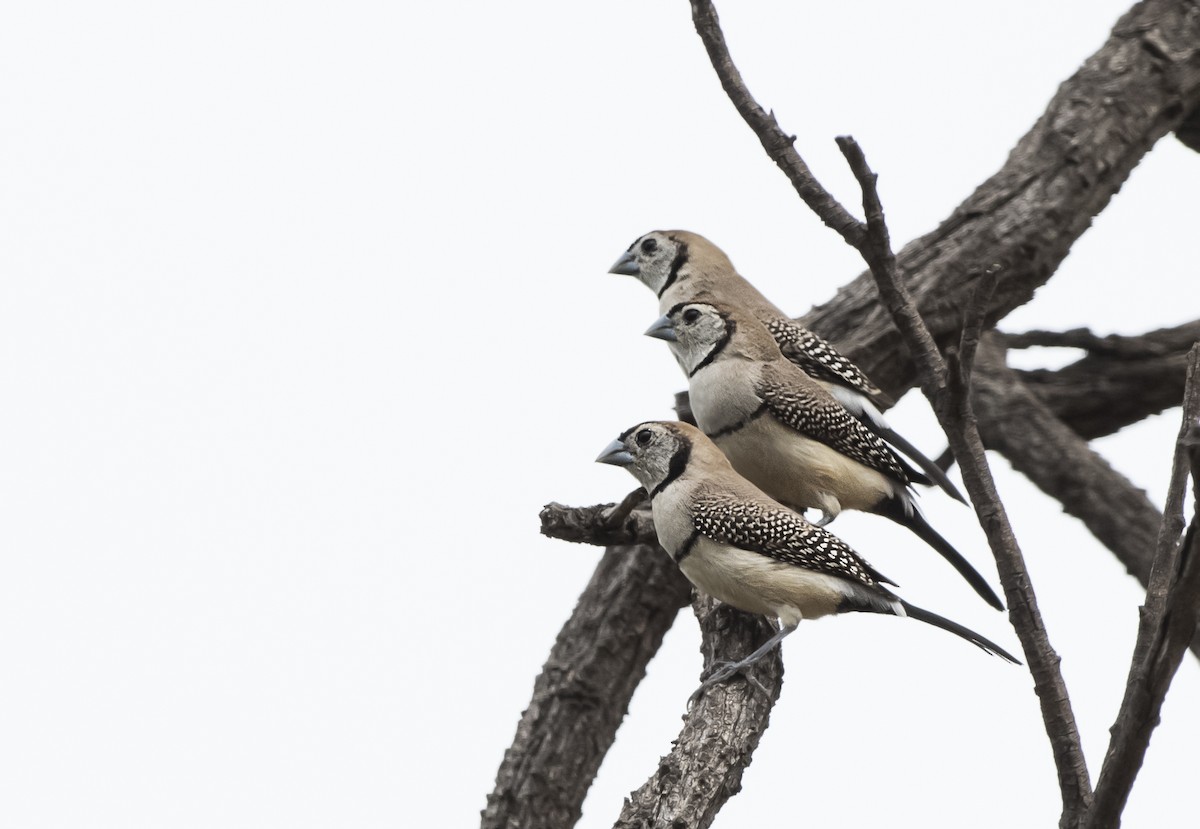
[[1, 1, 1197, 826]]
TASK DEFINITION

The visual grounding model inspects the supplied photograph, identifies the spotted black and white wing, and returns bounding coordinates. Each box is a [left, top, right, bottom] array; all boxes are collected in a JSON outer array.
[[690, 492, 895, 587], [764, 318, 889, 404], [755, 363, 926, 485]]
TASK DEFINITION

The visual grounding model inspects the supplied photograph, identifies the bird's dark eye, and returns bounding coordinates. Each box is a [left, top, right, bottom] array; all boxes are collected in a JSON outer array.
[[635, 429, 653, 446], [640, 238, 658, 255], [682, 308, 701, 324]]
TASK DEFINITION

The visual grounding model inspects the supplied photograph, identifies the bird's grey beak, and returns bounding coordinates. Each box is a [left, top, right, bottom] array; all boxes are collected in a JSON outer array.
[[609, 250, 640, 276], [596, 438, 635, 467], [644, 315, 678, 342]]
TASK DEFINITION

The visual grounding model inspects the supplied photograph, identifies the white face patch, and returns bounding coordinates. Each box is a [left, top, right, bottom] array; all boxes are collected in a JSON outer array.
[[629, 231, 682, 297], [619, 422, 689, 495], [668, 303, 727, 373]]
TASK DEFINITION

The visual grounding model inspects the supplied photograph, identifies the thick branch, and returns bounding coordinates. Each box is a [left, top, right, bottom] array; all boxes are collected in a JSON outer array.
[[1084, 347, 1200, 829], [1000, 324, 1199, 358], [1012, 320, 1200, 440], [1177, 104, 1200, 152], [614, 596, 783, 829], [538, 503, 784, 829], [796, 0, 1200, 400], [834, 136, 1091, 824], [481, 543, 692, 829]]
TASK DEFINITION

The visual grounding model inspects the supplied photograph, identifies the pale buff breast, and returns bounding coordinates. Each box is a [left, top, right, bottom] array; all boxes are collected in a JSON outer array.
[[714, 416, 900, 514], [679, 536, 852, 627], [687, 359, 764, 430]]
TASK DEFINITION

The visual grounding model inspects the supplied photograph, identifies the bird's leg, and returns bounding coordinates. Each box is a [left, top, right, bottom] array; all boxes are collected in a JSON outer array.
[[688, 623, 797, 706], [813, 493, 841, 527]]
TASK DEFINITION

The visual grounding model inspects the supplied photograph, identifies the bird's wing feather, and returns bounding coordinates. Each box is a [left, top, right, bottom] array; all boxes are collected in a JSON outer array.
[[763, 318, 890, 404], [690, 491, 893, 587], [755, 363, 910, 484]]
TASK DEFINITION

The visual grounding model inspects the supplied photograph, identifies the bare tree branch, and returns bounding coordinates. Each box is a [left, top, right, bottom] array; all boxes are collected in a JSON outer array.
[[481, 543, 692, 829], [973, 335, 1161, 583], [614, 596, 783, 829], [540, 493, 654, 548], [952, 264, 1002, 387], [797, 0, 1200, 400], [1000, 324, 1198, 358], [1177, 104, 1200, 152], [692, 0, 1200, 401], [834, 136, 1093, 827], [917, 319, 1194, 471], [1012, 320, 1200, 440], [687, 0, 865, 246], [969, 336, 1200, 660], [1085, 346, 1200, 828]]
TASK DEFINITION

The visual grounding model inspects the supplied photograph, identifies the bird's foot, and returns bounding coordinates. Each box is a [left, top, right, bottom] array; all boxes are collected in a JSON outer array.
[[687, 658, 771, 708]]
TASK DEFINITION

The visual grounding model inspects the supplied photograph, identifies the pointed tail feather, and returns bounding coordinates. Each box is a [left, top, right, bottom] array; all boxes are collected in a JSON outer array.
[[825, 386, 967, 504], [900, 600, 1021, 664], [876, 496, 1005, 611], [872, 422, 967, 505]]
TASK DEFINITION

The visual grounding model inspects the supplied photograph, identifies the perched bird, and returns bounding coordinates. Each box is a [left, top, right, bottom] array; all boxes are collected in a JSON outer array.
[[596, 420, 1018, 693], [645, 299, 1003, 610], [609, 229, 964, 504]]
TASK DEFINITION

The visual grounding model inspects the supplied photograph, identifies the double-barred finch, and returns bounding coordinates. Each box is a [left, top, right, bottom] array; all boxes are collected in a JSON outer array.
[[645, 299, 1004, 611], [609, 229, 965, 504], [596, 421, 1018, 694]]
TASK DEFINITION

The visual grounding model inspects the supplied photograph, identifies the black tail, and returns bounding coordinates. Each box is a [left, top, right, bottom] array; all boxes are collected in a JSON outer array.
[[875, 497, 1005, 611], [900, 600, 1020, 664], [871, 421, 967, 505]]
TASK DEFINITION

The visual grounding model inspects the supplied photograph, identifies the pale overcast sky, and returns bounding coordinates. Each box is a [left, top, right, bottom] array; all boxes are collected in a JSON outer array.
[[1, 2, 1196, 827]]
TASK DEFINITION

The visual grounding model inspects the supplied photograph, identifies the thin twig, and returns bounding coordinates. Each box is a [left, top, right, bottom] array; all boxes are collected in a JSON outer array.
[[969, 335, 1200, 659], [1085, 345, 1200, 829], [834, 135, 1093, 827], [833, 137, 948, 372], [688, 0, 865, 245], [955, 264, 1002, 387]]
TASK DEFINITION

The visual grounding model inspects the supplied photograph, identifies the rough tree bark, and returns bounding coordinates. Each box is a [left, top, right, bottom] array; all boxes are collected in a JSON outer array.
[[481, 543, 692, 829], [613, 597, 783, 829]]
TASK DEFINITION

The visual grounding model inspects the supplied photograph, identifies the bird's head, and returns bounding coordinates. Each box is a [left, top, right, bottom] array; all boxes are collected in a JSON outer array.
[[644, 301, 731, 375], [596, 421, 696, 494], [608, 230, 684, 297]]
